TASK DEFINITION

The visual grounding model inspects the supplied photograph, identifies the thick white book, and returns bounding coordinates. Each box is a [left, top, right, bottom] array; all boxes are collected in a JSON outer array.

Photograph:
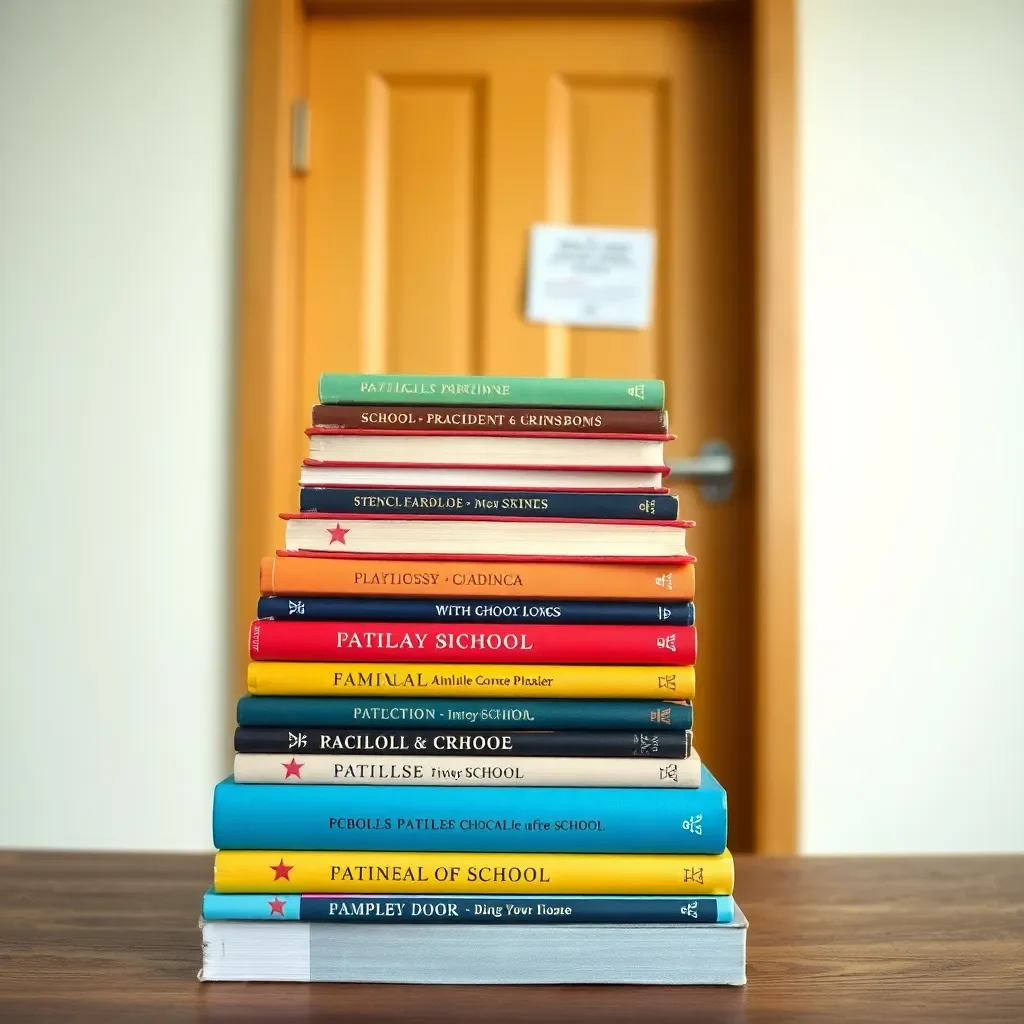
[[299, 463, 669, 490], [232, 751, 702, 788], [199, 912, 747, 984], [306, 431, 668, 468], [281, 514, 689, 559]]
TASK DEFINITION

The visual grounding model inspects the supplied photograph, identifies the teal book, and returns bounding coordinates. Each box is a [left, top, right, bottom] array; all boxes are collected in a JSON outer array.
[[317, 373, 664, 410], [236, 695, 694, 732]]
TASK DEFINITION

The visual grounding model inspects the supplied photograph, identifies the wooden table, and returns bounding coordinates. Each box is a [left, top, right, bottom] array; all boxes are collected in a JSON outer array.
[[1, 852, 1022, 1021]]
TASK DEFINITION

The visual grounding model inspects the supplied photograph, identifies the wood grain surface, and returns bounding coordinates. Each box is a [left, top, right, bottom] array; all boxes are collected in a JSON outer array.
[[1, 852, 1021, 1022]]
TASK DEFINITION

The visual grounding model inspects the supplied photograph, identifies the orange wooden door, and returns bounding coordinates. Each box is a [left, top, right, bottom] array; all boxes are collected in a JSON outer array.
[[296, 11, 754, 849]]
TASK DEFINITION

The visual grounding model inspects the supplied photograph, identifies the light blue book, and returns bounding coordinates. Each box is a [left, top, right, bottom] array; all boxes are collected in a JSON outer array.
[[201, 891, 734, 925], [212, 765, 726, 854]]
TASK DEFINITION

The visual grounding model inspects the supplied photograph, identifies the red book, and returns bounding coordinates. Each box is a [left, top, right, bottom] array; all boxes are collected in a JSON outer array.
[[248, 621, 696, 666]]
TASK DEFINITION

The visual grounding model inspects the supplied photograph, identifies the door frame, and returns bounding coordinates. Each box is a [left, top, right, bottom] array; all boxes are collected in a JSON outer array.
[[233, 0, 800, 853]]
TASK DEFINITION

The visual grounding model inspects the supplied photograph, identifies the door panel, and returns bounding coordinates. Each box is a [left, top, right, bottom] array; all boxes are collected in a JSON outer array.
[[302, 12, 754, 850]]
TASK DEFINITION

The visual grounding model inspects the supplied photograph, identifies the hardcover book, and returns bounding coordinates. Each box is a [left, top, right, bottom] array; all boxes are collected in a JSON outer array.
[[233, 726, 693, 757], [281, 513, 690, 559], [201, 891, 733, 924], [231, 751, 702, 788], [317, 373, 665, 410], [306, 430, 670, 468], [212, 849, 734, 895], [246, 661, 696, 700], [299, 462, 669, 490], [200, 915, 748, 984], [235, 696, 695, 732], [211, 769, 725, 852], [256, 595, 694, 626], [259, 555, 695, 600], [248, 622, 698, 667], [297, 487, 679, 521], [311, 404, 669, 434]]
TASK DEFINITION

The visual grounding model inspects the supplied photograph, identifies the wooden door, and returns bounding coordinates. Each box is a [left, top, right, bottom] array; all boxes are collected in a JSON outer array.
[[286, 10, 754, 849]]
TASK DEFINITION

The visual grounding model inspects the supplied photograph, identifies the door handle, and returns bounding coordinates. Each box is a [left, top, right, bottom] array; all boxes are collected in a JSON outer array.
[[667, 440, 734, 503]]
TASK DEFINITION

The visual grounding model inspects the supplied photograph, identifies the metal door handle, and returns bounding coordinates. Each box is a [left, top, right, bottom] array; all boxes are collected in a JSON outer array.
[[668, 440, 734, 503]]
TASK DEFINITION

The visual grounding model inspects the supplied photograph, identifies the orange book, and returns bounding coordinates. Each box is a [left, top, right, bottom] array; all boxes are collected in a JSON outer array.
[[260, 554, 694, 601]]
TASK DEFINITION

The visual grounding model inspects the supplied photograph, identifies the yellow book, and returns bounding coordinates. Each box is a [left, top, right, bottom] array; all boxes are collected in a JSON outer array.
[[214, 850, 733, 895], [247, 661, 695, 700]]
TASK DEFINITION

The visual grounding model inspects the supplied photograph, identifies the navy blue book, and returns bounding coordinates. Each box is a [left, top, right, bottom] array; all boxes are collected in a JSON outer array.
[[202, 890, 733, 924], [257, 595, 693, 625], [212, 767, 725, 853], [299, 486, 678, 520], [236, 695, 693, 731]]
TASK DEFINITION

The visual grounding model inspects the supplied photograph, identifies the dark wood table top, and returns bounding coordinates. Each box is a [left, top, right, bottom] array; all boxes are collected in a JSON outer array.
[[1, 851, 1022, 1022]]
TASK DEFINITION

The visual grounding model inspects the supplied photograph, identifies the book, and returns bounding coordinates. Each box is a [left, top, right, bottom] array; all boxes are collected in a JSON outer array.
[[318, 373, 665, 410], [282, 513, 689, 560], [211, 769, 724, 852], [307, 430, 670, 468], [249, 622, 697, 666], [260, 554, 695, 600], [235, 696, 695, 731], [201, 890, 734, 924], [247, 661, 696, 699], [298, 486, 680, 520], [199, 914, 748, 984], [257, 595, 694, 625], [212, 849, 734, 895], [232, 751, 702, 788], [300, 462, 669, 490], [234, 726, 693, 757], [311, 404, 670, 434]]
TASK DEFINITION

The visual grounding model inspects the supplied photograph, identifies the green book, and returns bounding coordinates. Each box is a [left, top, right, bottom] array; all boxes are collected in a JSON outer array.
[[317, 373, 664, 410]]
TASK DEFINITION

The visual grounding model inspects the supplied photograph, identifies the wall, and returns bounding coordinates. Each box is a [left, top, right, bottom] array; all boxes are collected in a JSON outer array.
[[0, 0, 241, 849], [799, 0, 1024, 851]]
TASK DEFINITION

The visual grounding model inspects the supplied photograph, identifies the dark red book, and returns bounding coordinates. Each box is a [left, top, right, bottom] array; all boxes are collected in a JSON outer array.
[[248, 620, 696, 666], [312, 404, 668, 434]]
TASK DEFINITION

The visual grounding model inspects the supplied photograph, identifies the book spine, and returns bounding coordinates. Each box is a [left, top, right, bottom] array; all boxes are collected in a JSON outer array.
[[201, 892, 732, 924], [213, 849, 733, 895], [318, 373, 665, 410], [311, 404, 670, 434], [260, 555, 694, 600], [249, 621, 696, 666], [235, 696, 694, 731], [298, 487, 679, 520], [212, 777, 724, 853], [246, 662, 695, 700], [232, 753, 700, 788], [257, 596, 694, 626], [234, 727, 693, 757]]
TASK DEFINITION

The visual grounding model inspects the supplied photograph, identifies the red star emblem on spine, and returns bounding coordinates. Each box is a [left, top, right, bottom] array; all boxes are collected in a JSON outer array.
[[327, 523, 349, 545], [268, 897, 287, 916], [282, 758, 303, 779], [270, 858, 294, 881]]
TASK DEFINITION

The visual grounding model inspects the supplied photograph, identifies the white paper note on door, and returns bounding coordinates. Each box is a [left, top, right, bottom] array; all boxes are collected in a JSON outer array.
[[525, 223, 656, 330]]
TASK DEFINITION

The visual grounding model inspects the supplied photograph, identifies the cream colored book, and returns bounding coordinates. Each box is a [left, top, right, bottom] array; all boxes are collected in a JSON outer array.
[[232, 751, 702, 788]]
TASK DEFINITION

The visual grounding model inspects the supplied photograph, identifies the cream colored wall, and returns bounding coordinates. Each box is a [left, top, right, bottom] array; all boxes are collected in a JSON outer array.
[[0, 0, 242, 849], [799, 0, 1024, 852]]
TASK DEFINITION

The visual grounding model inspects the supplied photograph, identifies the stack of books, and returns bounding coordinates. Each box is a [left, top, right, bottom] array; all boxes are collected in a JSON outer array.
[[200, 372, 746, 985]]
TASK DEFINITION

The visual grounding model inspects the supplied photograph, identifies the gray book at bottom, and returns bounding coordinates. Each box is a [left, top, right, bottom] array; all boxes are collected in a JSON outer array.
[[199, 909, 747, 985]]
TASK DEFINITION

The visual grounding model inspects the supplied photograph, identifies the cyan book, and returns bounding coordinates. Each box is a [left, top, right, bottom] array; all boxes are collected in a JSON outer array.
[[235, 695, 694, 731], [201, 890, 733, 924], [212, 766, 725, 853], [256, 596, 694, 626]]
